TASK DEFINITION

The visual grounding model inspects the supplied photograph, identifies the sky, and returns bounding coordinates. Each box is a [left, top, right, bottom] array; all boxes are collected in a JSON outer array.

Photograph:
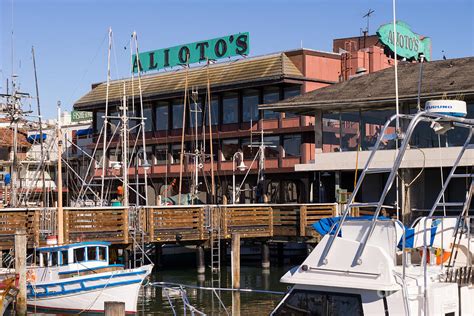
[[1, 0, 473, 119]]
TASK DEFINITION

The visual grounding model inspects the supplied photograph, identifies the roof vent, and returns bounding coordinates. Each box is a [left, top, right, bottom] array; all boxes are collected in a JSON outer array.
[[355, 67, 367, 74]]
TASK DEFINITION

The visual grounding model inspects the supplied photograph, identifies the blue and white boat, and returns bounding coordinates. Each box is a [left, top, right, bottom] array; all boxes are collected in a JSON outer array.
[[27, 241, 153, 313]]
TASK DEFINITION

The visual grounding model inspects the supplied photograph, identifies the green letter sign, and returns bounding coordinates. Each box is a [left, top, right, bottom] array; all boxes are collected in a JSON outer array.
[[71, 110, 93, 122], [132, 32, 250, 73], [377, 21, 431, 61]]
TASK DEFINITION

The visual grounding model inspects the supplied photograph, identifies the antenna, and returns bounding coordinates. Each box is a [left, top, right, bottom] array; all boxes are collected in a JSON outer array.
[[362, 9, 375, 34]]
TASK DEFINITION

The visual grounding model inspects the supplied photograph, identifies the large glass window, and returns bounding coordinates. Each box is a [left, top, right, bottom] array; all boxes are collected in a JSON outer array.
[[242, 89, 259, 122], [283, 134, 301, 157], [205, 96, 219, 126], [283, 86, 301, 118], [155, 102, 169, 131], [264, 136, 280, 158], [143, 106, 153, 132], [222, 93, 239, 124], [221, 139, 239, 161], [172, 101, 184, 129], [273, 289, 363, 316], [95, 111, 105, 132], [155, 144, 168, 165], [263, 87, 280, 119]]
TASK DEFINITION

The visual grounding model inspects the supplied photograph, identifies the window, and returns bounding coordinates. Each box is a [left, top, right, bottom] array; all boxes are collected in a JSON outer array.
[[189, 101, 203, 128], [242, 89, 259, 122], [87, 247, 97, 261], [95, 111, 105, 132], [98, 247, 107, 261], [172, 101, 184, 129], [283, 134, 301, 157], [221, 139, 239, 161], [155, 144, 168, 165], [51, 252, 58, 266], [144, 145, 154, 165], [263, 87, 280, 119], [41, 253, 49, 267], [283, 86, 301, 118], [207, 96, 219, 125], [60, 250, 69, 266], [155, 102, 169, 131], [171, 144, 182, 164], [264, 136, 280, 158], [241, 138, 259, 158], [273, 289, 363, 316], [73, 248, 86, 263], [222, 93, 239, 124], [143, 106, 153, 132]]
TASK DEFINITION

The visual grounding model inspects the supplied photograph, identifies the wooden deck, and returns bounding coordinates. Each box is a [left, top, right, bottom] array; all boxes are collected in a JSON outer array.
[[0, 203, 340, 249]]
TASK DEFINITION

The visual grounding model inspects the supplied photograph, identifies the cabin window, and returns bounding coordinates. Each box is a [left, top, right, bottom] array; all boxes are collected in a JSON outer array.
[[73, 248, 86, 263], [88, 247, 97, 261], [98, 247, 107, 261], [60, 250, 69, 265], [41, 253, 49, 267], [51, 252, 58, 266], [273, 289, 363, 316]]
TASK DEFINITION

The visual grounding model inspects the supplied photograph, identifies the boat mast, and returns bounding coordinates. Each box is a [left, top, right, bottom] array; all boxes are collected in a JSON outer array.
[[178, 55, 189, 205], [121, 81, 129, 207], [56, 101, 64, 244], [206, 60, 216, 204], [31, 46, 47, 207], [100, 27, 112, 206]]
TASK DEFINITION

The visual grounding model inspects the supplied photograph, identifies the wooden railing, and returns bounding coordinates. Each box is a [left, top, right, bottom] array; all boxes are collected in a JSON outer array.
[[0, 203, 342, 249]]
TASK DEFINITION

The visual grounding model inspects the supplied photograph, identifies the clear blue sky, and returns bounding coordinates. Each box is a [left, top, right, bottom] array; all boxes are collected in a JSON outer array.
[[1, 0, 473, 119]]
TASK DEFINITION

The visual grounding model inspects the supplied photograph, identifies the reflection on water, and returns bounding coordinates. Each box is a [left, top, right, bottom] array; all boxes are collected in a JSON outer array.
[[138, 265, 291, 315]]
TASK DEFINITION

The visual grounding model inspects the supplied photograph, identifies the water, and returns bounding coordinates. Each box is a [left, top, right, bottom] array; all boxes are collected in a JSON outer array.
[[138, 265, 291, 315]]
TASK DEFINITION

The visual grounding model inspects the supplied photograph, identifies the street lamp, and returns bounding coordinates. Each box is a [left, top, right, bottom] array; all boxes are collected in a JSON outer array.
[[232, 151, 247, 204]]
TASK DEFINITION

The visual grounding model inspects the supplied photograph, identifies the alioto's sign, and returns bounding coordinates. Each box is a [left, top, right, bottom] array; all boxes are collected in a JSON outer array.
[[133, 32, 249, 73], [377, 21, 431, 61]]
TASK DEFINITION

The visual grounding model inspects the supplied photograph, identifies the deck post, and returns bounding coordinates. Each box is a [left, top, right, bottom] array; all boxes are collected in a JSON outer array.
[[104, 301, 125, 315], [196, 244, 205, 274], [231, 233, 240, 289], [15, 229, 27, 316], [261, 241, 270, 269]]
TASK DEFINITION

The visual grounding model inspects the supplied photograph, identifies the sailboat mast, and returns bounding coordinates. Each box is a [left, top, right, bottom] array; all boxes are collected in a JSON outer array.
[[178, 55, 189, 205], [32, 46, 47, 207], [206, 61, 216, 203], [100, 27, 112, 206], [10, 78, 19, 207]]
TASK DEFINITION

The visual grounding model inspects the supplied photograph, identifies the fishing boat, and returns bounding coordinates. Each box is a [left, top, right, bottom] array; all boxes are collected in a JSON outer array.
[[271, 108, 474, 315], [27, 241, 153, 313]]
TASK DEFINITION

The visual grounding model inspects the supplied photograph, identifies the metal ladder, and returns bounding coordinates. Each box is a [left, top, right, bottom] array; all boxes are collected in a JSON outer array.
[[209, 206, 222, 313], [130, 206, 148, 268], [319, 111, 474, 266]]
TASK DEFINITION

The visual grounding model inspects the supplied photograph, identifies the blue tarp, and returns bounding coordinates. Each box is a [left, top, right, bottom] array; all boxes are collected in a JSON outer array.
[[27, 134, 47, 143], [76, 128, 93, 136]]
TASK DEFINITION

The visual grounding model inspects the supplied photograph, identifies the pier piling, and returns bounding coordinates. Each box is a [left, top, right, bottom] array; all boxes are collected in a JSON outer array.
[[15, 229, 27, 316], [231, 233, 240, 289], [104, 301, 125, 315], [196, 244, 205, 274], [261, 241, 270, 269]]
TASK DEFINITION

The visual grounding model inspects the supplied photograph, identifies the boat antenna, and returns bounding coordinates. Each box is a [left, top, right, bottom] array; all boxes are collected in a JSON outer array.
[[416, 53, 425, 112], [56, 100, 64, 244], [31, 46, 47, 207]]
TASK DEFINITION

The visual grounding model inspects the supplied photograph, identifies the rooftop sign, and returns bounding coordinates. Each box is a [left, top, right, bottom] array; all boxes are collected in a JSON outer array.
[[377, 21, 431, 61], [71, 110, 93, 122], [132, 32, 250, 73]]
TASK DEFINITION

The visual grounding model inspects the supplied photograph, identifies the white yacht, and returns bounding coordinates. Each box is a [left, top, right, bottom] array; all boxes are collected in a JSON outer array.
[[27, 241, 153, 313], [272, 108, 474, 315]]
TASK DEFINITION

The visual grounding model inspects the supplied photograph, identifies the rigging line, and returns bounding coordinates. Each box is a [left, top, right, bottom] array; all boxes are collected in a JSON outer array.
[[67, 32, 108, 106], [178, 54, 190, 205]]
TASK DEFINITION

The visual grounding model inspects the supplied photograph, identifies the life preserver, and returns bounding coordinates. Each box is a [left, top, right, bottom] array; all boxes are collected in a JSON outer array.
[[420, 248, 451, 265]]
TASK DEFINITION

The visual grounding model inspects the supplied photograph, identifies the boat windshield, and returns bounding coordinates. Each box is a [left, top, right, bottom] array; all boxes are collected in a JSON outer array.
[[273, 289, 363, 316]]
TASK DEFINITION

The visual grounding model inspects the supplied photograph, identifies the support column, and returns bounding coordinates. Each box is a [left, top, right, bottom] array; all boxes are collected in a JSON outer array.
[[261, 241, 270, 269], [277, 243, 284, 266], [123, 248, 130, 269], [15, 230, 27, 316], [314, 109, 323, 156], [232, 234, 241, 316], [196, 244, 205, 274], [154, 244, 162, 268]]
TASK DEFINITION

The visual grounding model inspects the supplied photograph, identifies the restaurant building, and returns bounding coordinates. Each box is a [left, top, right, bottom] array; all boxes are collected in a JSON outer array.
[[73, 27, 422, 205]]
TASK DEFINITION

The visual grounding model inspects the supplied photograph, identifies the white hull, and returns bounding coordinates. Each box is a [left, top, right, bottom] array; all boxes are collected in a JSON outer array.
[[28, 265, 153, 313]]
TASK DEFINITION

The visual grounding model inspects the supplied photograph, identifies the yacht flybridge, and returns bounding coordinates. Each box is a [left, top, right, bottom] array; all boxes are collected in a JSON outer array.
[[27, 242, 153, 313], [272, 108, 474, 315]]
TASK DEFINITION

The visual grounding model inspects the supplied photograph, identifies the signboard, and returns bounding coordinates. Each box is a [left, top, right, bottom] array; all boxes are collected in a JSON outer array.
[[377, 21, 431, 61], [132, 32, 249, 73], [71, 110, 93, 122]]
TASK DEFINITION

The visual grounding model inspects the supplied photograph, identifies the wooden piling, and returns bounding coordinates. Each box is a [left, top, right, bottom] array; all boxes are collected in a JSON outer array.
[[104, 301, 125, 316], [261, 241, 270, 269], [231, 233, 240, 289], [15, 229, 27, 316], [196, 244, 205, 274]]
